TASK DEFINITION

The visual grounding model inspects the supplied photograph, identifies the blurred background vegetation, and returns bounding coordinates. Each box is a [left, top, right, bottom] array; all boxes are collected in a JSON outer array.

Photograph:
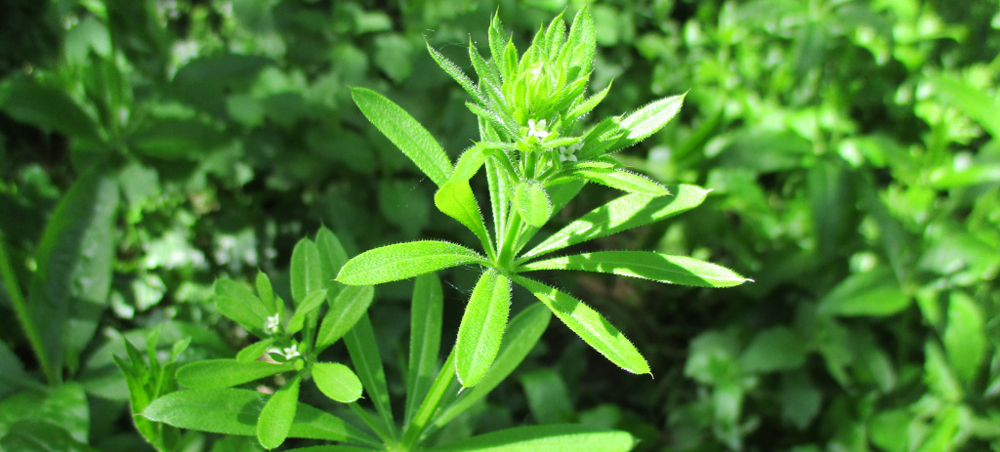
[[0, 0, 998, 450]]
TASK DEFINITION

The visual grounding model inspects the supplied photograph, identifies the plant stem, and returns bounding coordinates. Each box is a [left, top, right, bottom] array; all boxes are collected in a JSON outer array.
[[0, 233, 58, 386], [496, 209, 523, 269], [400, 351, 457, 450]]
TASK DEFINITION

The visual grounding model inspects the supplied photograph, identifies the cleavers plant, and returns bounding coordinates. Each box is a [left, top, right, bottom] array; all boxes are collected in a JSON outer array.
[[340, 6, 750, 389], [130, 6, 750, 452]]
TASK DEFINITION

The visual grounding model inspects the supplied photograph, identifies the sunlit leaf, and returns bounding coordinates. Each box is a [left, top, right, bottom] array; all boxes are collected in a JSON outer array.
[[315, 285, 375, 352], [351, 87, 452, 186], [514, 179, 552, 228], [257, 376, 300, 449], [520, 251, 750, 288], [456, 271, 511, 388], [337, 241, 486, 285], [521, 184, 709, 261], [176, 359, 293, 389], [428, 424, 636, 452], [313, 362, 363, 403], [513, 276, 649, 375]]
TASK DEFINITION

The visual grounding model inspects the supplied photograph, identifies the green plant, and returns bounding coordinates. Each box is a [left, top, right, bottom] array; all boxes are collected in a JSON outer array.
[[130, 6, 749, 451]]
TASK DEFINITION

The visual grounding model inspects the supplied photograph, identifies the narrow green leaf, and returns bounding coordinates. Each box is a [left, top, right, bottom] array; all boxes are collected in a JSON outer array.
[[487, 159, 512, 240], [521, 184, 710, 261], [176, 359, 293, 389], [571, 168, 669, 196], [567, 81, 611, 120], [520, 251, 750, 288], [435, 179, 493, 253], [313, 362, 363, 403], [258, 376, 300, 449], [143, 388, 378, 446], [426, 42, 485, 105], [236, 338, 277, 364], [453, 146, 487, 180], [428, 424, 636, 452], [435, 303, 551, 428], [563, 4, 596, 75], [315, 285, 375, 352], [291, 239, 324, 305], [488, 13, 509, 75], [282, 447, 379, 452], [256, 270, 276, 314], [616, 93, 685, 142], [317, 226, 349, 300], [288, 290, 329, 335], [337, 241, 485, 286], [215, 279, 270, 334], [405, 273, 443, 426], [514, 179, 552, 228], [344, 314, 395, 435], [943, 291, 985, 384], [817, 268, 910, 317], [513, 276, 649, 375], [456, 271, 512, 388], [351, 87, 452, 186], [542, 12, 567, 61], [27, 170, 118, 383], [468, 39, 504, 109]]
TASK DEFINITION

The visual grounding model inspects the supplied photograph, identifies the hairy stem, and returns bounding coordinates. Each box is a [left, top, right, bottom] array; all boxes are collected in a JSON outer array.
[[400, 351, 457, 449]]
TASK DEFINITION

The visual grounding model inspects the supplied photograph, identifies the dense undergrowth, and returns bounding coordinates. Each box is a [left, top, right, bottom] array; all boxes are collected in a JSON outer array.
[[0, 0, 998, 451]]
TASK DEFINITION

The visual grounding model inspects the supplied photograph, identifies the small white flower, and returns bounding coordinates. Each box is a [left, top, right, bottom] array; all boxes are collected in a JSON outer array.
[[558, 142, 583, 163], [281, 344, 300, 360], [528, 119, 550, 140], [264, 314, 280, 335]]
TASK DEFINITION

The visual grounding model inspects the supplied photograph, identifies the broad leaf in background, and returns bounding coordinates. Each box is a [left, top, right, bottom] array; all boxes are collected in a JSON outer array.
[[0, 76, 102, 143], [27, 169, 118, 382], [817, 268, 910, 317]]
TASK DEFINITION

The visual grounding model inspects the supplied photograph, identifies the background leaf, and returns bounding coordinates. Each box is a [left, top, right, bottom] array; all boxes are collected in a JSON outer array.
[[817, 268, 910, 317], [0, 76, 101, 142], [27, 169, 118, 381]]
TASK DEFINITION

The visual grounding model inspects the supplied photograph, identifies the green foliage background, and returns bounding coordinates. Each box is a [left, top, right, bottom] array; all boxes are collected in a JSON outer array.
[[0, 0, 998, 451]]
